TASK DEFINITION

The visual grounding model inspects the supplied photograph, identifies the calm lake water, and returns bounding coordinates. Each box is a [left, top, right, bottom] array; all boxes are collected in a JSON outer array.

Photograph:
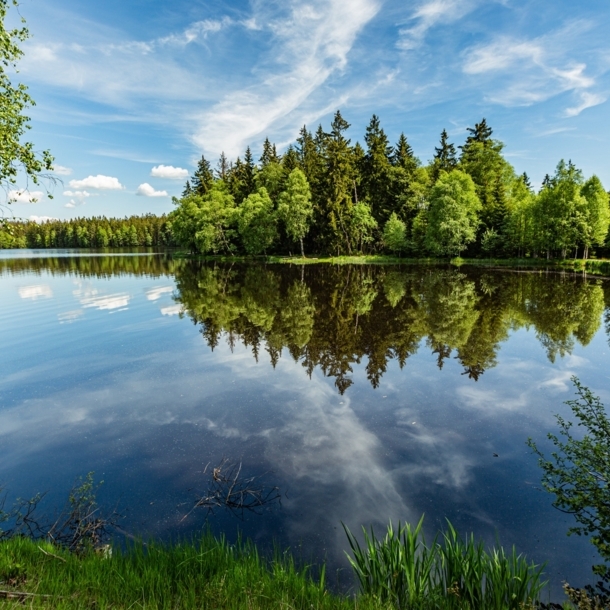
[[1, 250, 609, 597]]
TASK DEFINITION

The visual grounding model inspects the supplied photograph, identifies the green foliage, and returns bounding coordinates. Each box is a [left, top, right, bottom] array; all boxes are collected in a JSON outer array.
[[349, 202, 377, 253], [425, 170, 482, 256], [171, 185, 236, 254], [237, 187, 278, 255], [528, 378, 610, 581], [277, 168, 313, 256], [0, 214, 174, 249], [1, 0, 54, 211], [382, 213, 407, 254], [344, 517, 546, 610]]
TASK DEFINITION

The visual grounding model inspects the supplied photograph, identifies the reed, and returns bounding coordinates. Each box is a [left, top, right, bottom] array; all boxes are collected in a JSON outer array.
[[344, 518, 547, 610]]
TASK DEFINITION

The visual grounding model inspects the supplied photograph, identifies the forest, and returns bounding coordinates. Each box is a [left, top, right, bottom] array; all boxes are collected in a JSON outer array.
[[169, 112, 610, 259], [0, 214, 174, 249], [2, 113, 609, 259]]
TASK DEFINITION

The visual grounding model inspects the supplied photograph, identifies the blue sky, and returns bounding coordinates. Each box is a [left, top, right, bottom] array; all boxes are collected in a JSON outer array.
[[8, 0, 610, 220]]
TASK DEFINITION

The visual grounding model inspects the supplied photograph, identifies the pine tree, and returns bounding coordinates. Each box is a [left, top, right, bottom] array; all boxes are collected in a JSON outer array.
[[521, 172, 532, 190], [431, 129, 457, 181], [260, 138, 279, 167], [463, 118, 493, 146], [182, 180, 192, 197], [216, 152, 229, 181], [319, 111, 356, 253], [192, 154, 214, 196], [392, 133, 419, 174], [361, 114, 393, 224], [282, 145, 299, 172]]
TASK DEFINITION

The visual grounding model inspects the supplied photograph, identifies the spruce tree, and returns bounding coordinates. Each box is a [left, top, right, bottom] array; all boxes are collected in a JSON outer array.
[[392, 133, 419, 174], [192, 154, 214, 196], [361, 114, 394, 224], [182, 180, 192, 197], [216, 152, 229, 181], [282, 145, 299, 172], [431, 129, 457, 181], [323, 111, 356, 253]]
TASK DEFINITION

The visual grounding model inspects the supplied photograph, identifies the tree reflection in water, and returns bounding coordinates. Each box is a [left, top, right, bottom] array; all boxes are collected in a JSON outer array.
[[173, 263, 607, 393]]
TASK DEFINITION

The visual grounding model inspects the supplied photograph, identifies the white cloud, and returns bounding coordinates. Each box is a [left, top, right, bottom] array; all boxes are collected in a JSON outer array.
[[52, 165, 73, 176], [136, 183, 168, 197], [192, 0, 381, 157], [159, 18, 233, 46], [461, 25, 605, 112], [69, 175, 124, 190], [150, 165, 189, 180], [63, 190, 91, 198], [18, 285, 53, 300], [8, 190, 44, 204], [565, 91, 607, 117], [397, 0, 476, 51], [65, 202, 77, 209], [29, 215, 57, 224]]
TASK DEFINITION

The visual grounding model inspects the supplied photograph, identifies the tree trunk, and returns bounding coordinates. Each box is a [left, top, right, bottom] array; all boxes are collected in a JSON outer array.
[[300, 237, 304, 258]]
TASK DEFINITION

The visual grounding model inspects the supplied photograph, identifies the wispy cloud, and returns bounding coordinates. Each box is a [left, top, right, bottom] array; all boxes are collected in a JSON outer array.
[[397, 0, 477, 51], [192, 0, 381, 156], [462, 24, 607, 115], [565, 91, 607, 117]]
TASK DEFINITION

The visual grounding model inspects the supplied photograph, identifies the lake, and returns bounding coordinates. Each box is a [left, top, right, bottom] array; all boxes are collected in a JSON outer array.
[[1, 250, 609, 598]]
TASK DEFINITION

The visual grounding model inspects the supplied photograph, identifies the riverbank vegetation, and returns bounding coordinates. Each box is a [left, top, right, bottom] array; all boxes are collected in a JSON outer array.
[[0, 530, 546, 610], [167, 113, 610, 261]]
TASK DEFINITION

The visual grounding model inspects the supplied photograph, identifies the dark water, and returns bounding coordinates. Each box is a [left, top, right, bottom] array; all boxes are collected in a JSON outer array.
[[1, 250, 609, 598]]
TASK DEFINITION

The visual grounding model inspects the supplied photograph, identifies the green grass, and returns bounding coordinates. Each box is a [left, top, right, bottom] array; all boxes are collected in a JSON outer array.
[[0, 534, 383, 609], [344, 518, 547, 610], [0, 522, 556, 609]]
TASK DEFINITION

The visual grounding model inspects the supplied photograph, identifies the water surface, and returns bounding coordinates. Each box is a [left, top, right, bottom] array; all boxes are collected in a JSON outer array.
[[1, 251, 609, 597]]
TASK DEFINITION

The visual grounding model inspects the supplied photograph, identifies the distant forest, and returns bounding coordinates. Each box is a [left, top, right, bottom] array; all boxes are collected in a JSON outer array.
[[2, 112, 609, 259]]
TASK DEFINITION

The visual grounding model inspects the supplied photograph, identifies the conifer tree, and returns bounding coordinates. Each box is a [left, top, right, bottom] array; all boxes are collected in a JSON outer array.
[[323, 111, 356, 253], [282, 145, 299, 172], [361, 114, 394, 224], [260, 138, 280, 166], [431, 129, 457, 181], [216, 152, 229, 181], [182, 180, 192, 197], [392, 133, 419, 174], [192, 154, 214, 196]]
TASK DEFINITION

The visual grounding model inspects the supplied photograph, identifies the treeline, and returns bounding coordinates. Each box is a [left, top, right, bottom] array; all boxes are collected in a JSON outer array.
[[0, 252, 179, 278], [174, 263, 607, 393], [171, 112, 610, 259], [0, 215, 175, 249]]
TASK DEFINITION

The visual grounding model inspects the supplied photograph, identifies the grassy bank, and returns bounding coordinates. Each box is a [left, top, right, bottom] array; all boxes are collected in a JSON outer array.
[[0, 534, 373, 610], [0, 525, 552, 609]]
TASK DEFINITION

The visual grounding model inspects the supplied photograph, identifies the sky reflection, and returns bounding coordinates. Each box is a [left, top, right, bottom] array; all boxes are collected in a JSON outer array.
[[1, 256, 608, 598]]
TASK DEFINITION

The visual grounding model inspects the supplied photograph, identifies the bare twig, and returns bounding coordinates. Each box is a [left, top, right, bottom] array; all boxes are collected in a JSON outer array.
[[182, 458, 281, 522]]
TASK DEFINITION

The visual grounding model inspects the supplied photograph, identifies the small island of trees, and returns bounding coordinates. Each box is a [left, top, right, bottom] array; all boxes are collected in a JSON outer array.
[[168, 112, 610, 261]]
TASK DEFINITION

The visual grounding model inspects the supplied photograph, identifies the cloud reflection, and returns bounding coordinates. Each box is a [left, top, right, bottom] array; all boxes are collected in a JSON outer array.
[[18, 285, 53, 300]]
